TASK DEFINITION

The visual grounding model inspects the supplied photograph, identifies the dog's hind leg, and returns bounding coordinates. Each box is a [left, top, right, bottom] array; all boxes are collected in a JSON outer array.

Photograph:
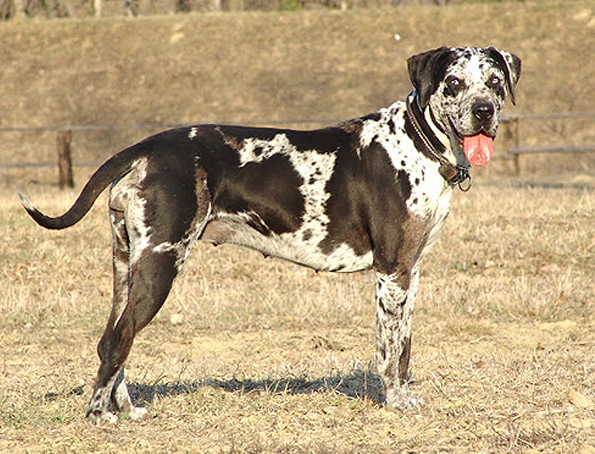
[[86, 165, 211, 423], [84, 208, 136, 422], [101, 208, 150, 420], [86, 243, 182, 423]]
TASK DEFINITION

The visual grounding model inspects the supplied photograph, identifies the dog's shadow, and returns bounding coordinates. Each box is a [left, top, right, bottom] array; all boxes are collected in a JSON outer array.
[[128, 369, 385, 408]]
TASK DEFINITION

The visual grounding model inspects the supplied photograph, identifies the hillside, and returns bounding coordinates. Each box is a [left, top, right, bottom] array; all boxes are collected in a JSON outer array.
[[1, 1, 594, 173]]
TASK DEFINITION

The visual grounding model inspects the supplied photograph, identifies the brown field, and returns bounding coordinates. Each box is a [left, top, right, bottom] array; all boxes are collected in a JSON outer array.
[[2, 175, 595, 453], [1, 1, 595, 453]]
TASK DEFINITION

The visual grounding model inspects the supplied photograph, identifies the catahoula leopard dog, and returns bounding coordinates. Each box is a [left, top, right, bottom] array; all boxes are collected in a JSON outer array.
[[20, 46, 520, 423]]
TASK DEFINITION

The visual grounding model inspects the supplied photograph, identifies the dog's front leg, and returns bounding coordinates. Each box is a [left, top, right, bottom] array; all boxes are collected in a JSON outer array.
[[375, 268, 421, 410]]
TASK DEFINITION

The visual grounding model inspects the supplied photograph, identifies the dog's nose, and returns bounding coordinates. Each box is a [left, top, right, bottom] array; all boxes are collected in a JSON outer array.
[[472, 102, 495, 122]]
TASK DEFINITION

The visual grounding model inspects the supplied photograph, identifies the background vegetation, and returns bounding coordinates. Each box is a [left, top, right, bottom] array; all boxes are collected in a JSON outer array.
[[1, 0, 594, 184], [1, 0, 535, 21]]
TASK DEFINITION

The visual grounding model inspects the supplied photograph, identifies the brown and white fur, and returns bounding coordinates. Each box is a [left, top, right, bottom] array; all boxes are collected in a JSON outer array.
[[20, 46, 520, 423]]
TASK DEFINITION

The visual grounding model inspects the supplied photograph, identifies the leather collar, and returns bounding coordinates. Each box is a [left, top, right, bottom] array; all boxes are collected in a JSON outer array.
[[405, 92, 472, 191]]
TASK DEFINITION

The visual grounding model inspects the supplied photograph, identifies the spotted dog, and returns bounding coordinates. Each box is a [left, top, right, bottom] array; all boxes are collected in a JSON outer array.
[[20, 46, 520, 422]]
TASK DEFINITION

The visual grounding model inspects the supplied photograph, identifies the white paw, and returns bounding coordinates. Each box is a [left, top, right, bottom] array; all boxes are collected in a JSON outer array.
[[385, 386, 423, 410], [128, 406, 149, 420], [86, 409, 119, 424]]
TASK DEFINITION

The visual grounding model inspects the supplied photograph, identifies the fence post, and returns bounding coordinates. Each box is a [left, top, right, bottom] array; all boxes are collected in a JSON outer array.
[[504, 117, 521, 175], [513, 117, 521, 175], [94, 0, 102, 17], [221, 0, 244, 10], [57, 130, 74, 189]]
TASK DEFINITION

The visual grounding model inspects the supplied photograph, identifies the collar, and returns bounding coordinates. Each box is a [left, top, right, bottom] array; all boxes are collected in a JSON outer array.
[[405, 92, 472, 191]]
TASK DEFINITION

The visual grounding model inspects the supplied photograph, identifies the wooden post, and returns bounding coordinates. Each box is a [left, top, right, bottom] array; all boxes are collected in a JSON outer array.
[[12, 0, 27, 18], [504, 116, 521, 175], [94, 0, 102, 17], [57, 130, 74, 189], [221, 0, 244, 11], [512, 117, 521, 175]]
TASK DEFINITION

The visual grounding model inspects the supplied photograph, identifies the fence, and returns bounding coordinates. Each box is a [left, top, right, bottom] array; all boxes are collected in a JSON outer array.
[[1, 112, 594, 188], [501, 113, 595, 175]]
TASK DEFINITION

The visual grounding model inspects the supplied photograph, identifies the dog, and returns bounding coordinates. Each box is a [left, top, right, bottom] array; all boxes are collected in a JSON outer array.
[[20, 46, 520, 423]]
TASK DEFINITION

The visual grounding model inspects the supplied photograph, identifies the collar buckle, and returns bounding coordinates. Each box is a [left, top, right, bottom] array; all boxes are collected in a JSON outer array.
[[456, 166, 473, 192]]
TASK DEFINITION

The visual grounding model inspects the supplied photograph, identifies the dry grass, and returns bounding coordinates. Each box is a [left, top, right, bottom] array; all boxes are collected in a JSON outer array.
[[1, 174, 594, 453]]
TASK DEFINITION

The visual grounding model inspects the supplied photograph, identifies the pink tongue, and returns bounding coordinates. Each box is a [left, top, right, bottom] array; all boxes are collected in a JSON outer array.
[[463, 134, 494, 167]]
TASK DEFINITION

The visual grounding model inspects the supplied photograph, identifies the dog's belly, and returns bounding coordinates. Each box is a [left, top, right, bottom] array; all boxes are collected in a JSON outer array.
[[202, 218, 373, 273]]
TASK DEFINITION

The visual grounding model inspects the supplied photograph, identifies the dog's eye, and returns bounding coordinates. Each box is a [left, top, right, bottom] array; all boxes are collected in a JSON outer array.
[[487, 75, 502, 88], [446, 76, 462, 88], [445, 76, 464, 96]]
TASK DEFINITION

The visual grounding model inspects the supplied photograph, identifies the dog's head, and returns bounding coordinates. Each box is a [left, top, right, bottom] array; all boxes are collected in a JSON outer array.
[[407, 46, 521, 167]]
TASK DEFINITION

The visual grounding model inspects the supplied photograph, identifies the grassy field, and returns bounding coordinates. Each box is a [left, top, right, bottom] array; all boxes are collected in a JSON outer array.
[[1, 1, 595, 179], [1, 176, 594, 453], [1, 1, 595, 453]]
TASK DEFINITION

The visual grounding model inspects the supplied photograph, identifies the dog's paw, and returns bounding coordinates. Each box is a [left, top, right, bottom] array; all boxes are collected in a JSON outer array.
[[85, 407, 148, 424], [385, 385, 423, 411], [86, 408, 120, 424], [128, 406, 149, 421]]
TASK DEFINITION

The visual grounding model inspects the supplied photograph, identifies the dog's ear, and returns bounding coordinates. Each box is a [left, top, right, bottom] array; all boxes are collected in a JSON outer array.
[[407, 47, 455, 109], [487, 47, 521, 105]]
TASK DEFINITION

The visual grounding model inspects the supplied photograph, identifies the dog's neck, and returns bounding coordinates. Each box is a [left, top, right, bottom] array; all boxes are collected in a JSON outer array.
[[405, 92, 471, 189], [406, 92, 447, 155]]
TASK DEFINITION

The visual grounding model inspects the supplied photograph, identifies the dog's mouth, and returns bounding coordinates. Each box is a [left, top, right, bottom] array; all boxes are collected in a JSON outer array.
[[461, 133, 494, 167], [450, 122, 495, 167]]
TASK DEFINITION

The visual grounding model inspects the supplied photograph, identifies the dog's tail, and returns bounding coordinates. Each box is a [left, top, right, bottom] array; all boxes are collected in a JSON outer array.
[[19, 146, 141, 230]]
